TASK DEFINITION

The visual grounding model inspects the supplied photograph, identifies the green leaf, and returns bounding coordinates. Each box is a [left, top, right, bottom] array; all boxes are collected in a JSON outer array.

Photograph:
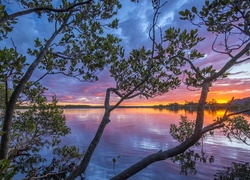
[[191, 6, 197, 13], [179, 11, 186, 16]]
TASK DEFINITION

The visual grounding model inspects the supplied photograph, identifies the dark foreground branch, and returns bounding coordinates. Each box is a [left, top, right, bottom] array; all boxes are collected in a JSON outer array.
[[0, 0, 92, 25], [111, 131, 203, 180], [111, 106, 250, 179], [202, 107, 250, 134]]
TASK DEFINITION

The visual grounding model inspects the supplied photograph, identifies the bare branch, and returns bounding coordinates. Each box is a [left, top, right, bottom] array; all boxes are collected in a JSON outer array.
[[236, 57, 250, 64], [49, 71, 96, 83], [207, 42, 250, 82], [29, 71, 51, 86], [176, 56, 204, 80], [148, 1, 168, 68], [112, 89, 123, 98], [212, 34, 233, 57], [201, 97, 234, 133], [10, 38, 17, 52], [47, 51, 81, 61], [126, 92, 152, 99], [227, 108, 250, 117], [202, 124, 225, 134]]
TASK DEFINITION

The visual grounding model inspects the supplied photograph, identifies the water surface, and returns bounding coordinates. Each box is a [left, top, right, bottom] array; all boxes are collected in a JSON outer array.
[[63, 108, 250, 180]]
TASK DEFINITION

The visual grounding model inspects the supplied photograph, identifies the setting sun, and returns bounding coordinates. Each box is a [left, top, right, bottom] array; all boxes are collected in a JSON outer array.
[[215, 99, 229, 104]]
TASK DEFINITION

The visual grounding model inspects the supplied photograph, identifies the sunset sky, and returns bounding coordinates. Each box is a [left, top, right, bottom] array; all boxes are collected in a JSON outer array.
[[4, 0, 250, 106]]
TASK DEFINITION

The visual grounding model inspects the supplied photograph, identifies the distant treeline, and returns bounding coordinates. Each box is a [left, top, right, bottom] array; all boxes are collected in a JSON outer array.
[[17, 97, 250, 113], [60, 105, 102, 108], [18, 105, 157, 109], [59, 105, 156, 109], [154, 99, 250, 113]]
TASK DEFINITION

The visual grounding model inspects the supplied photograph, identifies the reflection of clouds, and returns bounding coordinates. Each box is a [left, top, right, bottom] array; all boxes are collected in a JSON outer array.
[[60, 108, 250, 179], [206, 132, 250, 149], [149, 127, 168, 135], [138, 138, 162, 150]]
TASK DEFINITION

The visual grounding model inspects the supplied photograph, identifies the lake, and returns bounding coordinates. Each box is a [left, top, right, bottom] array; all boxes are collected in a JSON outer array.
[[59, 108, 250, 180]]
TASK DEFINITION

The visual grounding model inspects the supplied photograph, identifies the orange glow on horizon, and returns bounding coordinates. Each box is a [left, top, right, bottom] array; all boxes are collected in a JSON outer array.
[[57, 98, 238, 106], [56, 89, 249, 106]]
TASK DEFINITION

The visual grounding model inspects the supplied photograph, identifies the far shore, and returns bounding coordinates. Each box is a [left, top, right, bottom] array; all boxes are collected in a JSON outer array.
[[17, 102, 249, 113]]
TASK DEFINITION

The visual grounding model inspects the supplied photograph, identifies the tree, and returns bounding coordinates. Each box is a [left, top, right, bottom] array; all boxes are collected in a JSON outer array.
[[109, 0, 250, 179], [0, 0, 123, 178], [215, 162, 250, 179]]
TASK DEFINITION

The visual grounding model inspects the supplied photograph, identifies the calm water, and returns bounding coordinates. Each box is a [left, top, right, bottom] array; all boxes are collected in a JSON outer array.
[[60, 108, 250, 180]]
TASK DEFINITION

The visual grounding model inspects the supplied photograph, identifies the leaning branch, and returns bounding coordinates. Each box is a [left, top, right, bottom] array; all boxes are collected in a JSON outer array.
[[111, 129, 204, 179], [201, 97, 234, 133], [227, 108, 250, 116], [126, 92, 152, 99], [202, 108, 250, 134], [0, 0, 92, 25], [66, 88, 113, 180]]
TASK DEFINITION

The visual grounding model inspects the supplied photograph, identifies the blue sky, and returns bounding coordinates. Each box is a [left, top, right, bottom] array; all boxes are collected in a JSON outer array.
[[2, 0, 250, 105]]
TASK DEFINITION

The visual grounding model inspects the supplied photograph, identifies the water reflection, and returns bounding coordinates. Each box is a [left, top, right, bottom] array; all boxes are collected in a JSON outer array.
[[62, 108, 250, 180]]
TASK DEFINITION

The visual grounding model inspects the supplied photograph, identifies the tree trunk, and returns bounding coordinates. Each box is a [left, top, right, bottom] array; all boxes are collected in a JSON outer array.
[[0, 22, 66, 159], [67, 88, 112, 180], [0, 58, 43, 159], [66, 111, 111, 180], [194, 81, 209, 133]]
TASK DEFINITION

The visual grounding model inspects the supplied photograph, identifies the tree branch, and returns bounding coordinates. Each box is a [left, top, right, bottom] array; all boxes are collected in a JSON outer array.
[[111, 129, 204, 179], [66, 88, 112, 180], [176, 55, 204, 80], [236, 57, 250, 64], [207, 42, 250, 82], [202, 101, 250, 135], [212, 34, 233, 57], [0, 0, 92, 25], [0, 12, 71, 159]]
